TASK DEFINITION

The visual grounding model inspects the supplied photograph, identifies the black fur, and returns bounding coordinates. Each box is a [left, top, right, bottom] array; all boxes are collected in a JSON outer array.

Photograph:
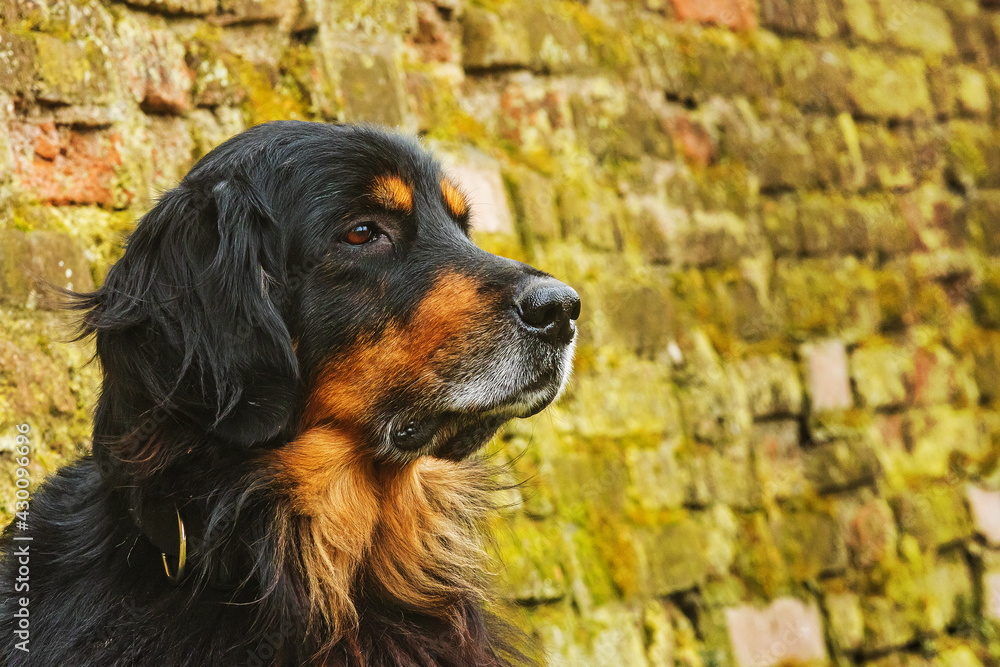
[[0, 122, 580, 666]]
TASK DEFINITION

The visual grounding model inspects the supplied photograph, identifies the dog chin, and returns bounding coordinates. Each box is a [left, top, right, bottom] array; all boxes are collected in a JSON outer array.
[[382, 386, 553, 462], [455, 335, 577, 415], [510, 336, 577, 418], [431, 380, 562, 460], [431, 415, 508, 461], [386, 338, 577, 461], [466, 352, 574, 421]]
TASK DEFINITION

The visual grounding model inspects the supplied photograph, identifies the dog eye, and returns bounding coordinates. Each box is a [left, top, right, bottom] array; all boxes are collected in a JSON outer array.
[[343, 224, 378, 245]]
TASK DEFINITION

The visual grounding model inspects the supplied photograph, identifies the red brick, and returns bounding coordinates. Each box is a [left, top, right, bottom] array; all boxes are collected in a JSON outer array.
[[409, 1, 460, 63], [670, 0, 758, 31], [118, 18, 193, 114], [9, 123, 126, 207], [906, 344, 977, 407], [499, 79, 572, 148], [840, 497, 896, 569], [143, 30, 194, 114], [31, 121, 60, 160], [875, 413, 906, 453], [665, 113, 716, 168], [801, 339, 853, 412], [725, 597, 827, 667], [146, 116, 194, 196], [909, 345, 937, 404]]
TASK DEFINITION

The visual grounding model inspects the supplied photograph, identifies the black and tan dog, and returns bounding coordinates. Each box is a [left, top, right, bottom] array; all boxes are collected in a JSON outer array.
[[0, 122, 579, 666]]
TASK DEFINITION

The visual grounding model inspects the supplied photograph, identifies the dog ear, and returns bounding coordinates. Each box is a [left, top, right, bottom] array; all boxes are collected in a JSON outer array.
[[79, 175, 299, 447]]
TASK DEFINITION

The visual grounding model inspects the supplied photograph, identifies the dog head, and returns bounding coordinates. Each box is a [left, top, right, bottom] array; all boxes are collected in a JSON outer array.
[[82, 121, 579, 472]]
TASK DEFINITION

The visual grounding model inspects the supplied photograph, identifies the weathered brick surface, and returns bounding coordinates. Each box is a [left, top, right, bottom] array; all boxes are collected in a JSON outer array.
[[851, 344, 911, 409], [801, 339, 853, 412], [329, 39, 409, 128], [737, 355, 802, 418], [771, 508, 848, 578], [461, 5, 531, 70], [410, 1, 461, 64], [638, 520, 711, 595], [0, 32, 36, 96], [0, 322, 87, 420], [128, 25, 194, 114], [760, 0, 843, 37], [671, 0, 758, 31], [967, 485, 1000, 547], [803, 435, 881, 493], [847, 50, 934, 121], [440, 147, 514, 235], [0, 228, 94, 308], [32, 33, 115, 106], [9, 123, 126, 207], [893, 484, 972, 550], [4, 1, 1000, 664], [835, 494, 897, 569], [825, 592, 864, 653], [725, 597, 827, 667], [122, 0, 215, 15]]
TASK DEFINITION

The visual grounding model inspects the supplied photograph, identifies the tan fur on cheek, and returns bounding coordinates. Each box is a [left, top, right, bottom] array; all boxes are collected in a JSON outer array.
[[302, 272, 490, 429]]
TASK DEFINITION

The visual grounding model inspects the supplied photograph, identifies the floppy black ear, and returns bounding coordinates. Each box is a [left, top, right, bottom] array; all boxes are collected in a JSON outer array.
[[79, 175, 299, 448]]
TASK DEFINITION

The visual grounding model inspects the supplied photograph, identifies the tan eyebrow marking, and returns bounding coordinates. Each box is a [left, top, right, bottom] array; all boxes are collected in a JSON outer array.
[[440, 178, 469, 218], [371, 175, 413, 214]]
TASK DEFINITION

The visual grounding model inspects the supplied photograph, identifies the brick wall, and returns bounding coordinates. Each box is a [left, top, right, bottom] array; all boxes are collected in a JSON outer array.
[[2, 0, 1000, 665]]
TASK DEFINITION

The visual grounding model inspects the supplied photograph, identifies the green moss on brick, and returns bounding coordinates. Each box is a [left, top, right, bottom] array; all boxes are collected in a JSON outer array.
[[733, 513, 788, 598], [558, 1, 632, 71], [774, 257, 880, 341], [975, 267, 1000, 329], [232, 56, 310, 126], [587, 510, 642, 598]]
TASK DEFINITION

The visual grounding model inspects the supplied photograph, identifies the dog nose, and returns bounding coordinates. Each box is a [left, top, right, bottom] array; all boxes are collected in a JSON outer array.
[[515, 278, 581, 345]]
